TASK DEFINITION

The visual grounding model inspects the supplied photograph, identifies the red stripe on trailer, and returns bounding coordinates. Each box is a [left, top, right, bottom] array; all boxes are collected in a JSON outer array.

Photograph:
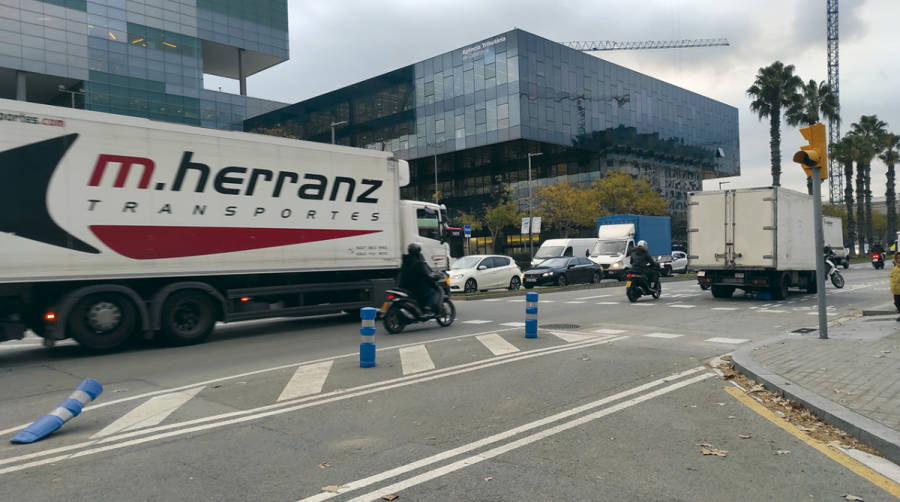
[[90, 225, 381, 259]]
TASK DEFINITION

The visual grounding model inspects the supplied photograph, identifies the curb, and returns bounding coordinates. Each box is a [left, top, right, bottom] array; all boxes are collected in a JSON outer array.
[[731, 336, 900, 465], [453, 275, 695, 301]]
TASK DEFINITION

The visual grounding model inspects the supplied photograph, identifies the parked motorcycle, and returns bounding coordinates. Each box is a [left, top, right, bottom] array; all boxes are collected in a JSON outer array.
[[383, 272, 456, 333], [625, 267, 661, 302], [872, 252, 885, 270], [825, 256, 845, 288]]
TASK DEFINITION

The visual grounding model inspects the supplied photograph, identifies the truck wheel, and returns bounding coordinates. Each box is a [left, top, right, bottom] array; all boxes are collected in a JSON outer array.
[[160, 291, 216, 345], [68, 293, 138, 350], [805, 274, 818, 294], [710, 286, 734, 299], [771, 273, 789, 300]]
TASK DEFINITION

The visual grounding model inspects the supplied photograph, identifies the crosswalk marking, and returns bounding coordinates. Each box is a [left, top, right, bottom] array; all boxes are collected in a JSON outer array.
[[500, 322, 526, 327], [482, 299, 503, 302], [462, 320, 493, 324], [399, 345, 435, 375], [667, 304, 696, 309], [596, 301, 620, 305], [564, 301, 585, 304], [644, 333, 683, 339], [757, 309, 787, 313], [550, 331, 597, 343], [704, 337, 749, 344], [91, 386, 205, 438], [712, 307, 740, 311], [277, 361, 333, 402], [630, 303, 656, 306], [593, 328, 627, 335], [476, 334, 520, 356]]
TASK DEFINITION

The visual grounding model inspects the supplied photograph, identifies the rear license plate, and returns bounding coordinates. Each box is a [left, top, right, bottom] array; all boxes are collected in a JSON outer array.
[[625, 281, 632, 287], [735, 273, 744, 279]]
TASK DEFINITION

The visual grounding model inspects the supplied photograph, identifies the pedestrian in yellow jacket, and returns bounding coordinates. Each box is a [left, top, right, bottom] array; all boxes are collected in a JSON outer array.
[[891, 252, 900, 319]]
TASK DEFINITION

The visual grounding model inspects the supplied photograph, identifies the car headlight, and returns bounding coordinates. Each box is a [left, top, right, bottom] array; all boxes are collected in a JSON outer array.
[[542, 272, 553, 277], [610, 261, 623, 269], [450, 273, 464, 279]]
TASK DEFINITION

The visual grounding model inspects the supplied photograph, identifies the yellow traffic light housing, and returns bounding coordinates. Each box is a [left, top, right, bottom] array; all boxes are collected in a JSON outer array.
[[793, 123, 828, 179]]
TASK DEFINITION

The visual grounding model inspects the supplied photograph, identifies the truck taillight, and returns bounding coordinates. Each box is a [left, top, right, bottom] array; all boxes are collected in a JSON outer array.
[[240, 297, 250, 302], [44, 312, 56, 322]]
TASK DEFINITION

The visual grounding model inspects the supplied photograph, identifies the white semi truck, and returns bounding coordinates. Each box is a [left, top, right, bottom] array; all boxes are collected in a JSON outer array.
[[0, 99, 450, 349], [689, 187, 817, 300]]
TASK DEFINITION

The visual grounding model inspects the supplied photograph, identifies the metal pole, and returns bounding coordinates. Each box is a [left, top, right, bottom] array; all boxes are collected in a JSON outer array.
[[331, 126, 335, 145], [812, 169, 828, 339], [330, 121, 347, 145], [434, 154, 438, 203], [528, 155, 533, 258]]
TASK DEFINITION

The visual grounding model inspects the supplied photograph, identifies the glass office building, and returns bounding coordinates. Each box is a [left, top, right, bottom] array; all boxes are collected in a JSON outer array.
[[245, 29, 739, 248], [0, 0, 289, 129]]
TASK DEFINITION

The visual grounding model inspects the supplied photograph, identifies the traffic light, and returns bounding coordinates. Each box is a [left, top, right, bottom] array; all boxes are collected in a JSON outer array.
[[793, 123, 828, 179]]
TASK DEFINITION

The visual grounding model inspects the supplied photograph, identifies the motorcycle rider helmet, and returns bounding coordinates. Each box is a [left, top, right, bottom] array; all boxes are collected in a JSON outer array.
[[637, 240, 648, 249], [407, 242, 422, 256]]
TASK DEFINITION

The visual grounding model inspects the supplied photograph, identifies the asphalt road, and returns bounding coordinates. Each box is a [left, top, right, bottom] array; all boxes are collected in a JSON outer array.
[[1, 263, 897, 501]]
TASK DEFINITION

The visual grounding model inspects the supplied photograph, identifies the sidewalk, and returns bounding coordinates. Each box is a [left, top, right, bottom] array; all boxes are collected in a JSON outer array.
[[732, 314, 900, 464]]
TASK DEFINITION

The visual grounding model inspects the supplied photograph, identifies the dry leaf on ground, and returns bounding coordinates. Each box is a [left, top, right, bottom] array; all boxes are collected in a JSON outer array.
[[700, 447, 728, 457], [843, 495, 864, 501], [484, 476, 493, 482], [738, 434, 752, 439], [318, 462, 332, 469], [382, 494, 399, 501], [775, 449, 791, 455], [322, 486, 341, 493]]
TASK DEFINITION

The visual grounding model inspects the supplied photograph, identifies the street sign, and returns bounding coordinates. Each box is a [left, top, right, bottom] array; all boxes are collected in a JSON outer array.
[[521, 217, 529, 235], [521, 217, 542, 235], [464, 224, 471, 238]]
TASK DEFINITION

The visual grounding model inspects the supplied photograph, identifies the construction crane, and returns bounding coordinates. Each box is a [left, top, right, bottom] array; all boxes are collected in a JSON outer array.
[[827, 0, 842, 204], [561, 38, 729, 52]]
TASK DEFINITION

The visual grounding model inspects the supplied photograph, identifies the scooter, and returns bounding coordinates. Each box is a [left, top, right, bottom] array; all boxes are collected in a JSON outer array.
[[872, 252, 885, 269], [382, 272, 456, 333], [625, 266, 662, 302], [825, 256, 845, 288]]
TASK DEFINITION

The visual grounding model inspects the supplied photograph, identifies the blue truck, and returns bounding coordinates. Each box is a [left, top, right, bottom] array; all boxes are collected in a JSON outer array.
[[588, 215, 672, 279]]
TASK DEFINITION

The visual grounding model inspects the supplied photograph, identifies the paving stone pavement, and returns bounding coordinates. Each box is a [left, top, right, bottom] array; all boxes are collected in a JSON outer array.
[[733, 315, 900, 464]]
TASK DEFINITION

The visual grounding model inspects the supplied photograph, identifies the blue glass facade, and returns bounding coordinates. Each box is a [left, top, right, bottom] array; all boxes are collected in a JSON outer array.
[[0, 0, 288, 129], [246, 29, 739, 231]]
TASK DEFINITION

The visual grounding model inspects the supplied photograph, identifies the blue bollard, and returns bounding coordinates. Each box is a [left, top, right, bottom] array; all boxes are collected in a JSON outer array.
[[11, 378, 103, 444], [525, 292, 538, 338], [360, 307, 376, 368]]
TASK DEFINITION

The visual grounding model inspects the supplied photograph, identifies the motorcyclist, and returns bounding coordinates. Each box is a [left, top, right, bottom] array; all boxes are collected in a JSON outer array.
[[399, 243, 437, 313], [873, 242, 886, 257], [628, 240, 660, 291], [823, 245, 836, 270]]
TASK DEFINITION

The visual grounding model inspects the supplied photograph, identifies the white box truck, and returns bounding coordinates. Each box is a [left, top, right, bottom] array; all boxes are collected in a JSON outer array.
[[0, 99, 451, 349], [688, 187, 817, 299]]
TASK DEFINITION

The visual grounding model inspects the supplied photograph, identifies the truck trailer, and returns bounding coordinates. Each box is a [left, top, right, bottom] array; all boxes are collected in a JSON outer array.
[[689, 187, 817, 299], [0, 99, 450, 349]]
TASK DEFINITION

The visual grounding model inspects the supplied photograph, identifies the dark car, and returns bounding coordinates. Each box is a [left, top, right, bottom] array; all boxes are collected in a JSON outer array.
[[523, 257, 600, 288]]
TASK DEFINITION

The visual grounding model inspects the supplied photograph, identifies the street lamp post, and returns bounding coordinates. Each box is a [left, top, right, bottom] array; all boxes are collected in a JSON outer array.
[[527, 152, 543, 258], [330, 120, 348, 144], [719, 181, 731, 190]]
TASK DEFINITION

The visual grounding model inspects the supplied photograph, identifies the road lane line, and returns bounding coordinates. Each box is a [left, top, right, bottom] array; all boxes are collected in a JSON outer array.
[[596, 301, 620, 305], [277, 361, 334, 402], [299, 366, 710, 502], [712, 307, 740, 311], [667, 304, 696, 309], [644, 333, 683, 339], [399, 345, 435, 375], [705, 337, 749, 344], [564, 301, 586, 304], [725, 387, 900, 497], [475, 334, 520, 356], [576, 295, 610, 300], [335, 373, 716, 502], [592, 328, 626, 335], [500, 322, 526, 327], [462, 320, 493, 324], [90, 387, 205, 439], [0, 327, 520, 437], [0, 336, 628, 472]]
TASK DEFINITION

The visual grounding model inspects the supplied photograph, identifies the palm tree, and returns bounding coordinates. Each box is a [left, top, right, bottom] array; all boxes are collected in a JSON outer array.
[[747, 61, 803, 187], [849, 115, 889, 250], [831, 137, 856, 253], [879, 133, 900, 245], [787, 80, 839, 194]]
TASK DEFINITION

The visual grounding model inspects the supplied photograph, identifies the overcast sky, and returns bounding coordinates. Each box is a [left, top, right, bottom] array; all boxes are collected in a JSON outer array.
[[211, 0, 900, 198]]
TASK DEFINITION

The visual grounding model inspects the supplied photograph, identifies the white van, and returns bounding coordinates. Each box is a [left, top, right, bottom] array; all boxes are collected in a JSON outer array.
[[531, 238, 598, 267]]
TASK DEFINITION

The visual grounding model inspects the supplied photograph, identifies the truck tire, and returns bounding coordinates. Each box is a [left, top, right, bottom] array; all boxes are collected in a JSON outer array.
[[771, 273, 789, 300], [160, 291, 216, 345], [805, 273, 818, 294], [710, 286, 734, 298], [68, 292, 138, 350]]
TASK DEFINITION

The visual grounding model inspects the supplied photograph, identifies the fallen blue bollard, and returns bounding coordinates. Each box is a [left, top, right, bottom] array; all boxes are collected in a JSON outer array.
[[11, 378, 103, 444]]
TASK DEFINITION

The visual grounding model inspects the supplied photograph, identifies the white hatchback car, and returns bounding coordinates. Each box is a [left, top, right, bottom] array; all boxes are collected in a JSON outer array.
[[449, 255, 523, 293]]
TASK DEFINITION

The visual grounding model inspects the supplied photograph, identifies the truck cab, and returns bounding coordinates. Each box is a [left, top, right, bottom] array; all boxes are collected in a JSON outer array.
[[588, 224, 635, 279], [400, 200, 451, 271]]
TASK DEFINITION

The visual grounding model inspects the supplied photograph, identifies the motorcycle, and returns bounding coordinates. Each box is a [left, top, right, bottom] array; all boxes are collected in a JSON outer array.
[[872, 252, 885, 269], [625, 266, 661, 302], [697, 270, 711, 290], [383, 272, 456, 333], [825, 256, 845, 288]]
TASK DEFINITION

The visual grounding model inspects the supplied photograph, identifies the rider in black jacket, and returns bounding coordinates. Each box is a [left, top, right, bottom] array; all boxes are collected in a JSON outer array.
[[399, 243, 436, 312], [628, 240, 660, 291]]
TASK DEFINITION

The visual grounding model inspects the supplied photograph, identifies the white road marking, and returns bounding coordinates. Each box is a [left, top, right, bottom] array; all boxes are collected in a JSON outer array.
[[506, 299, 523, 303], [593, 328, 627, 335], [325, 372, 715, 502], [277, 361, 334, 402], [712, 307, 740, 311], [705, 337, 749, 344], [482, 299, 503, 302], [564, 301, 586, 304], [500, 322, 526, 327], [576, 295, 610, 300], [644, 333, 683, 339], [462, 320, 493, 324], [475, 334, 520, 356], [399, 345, 435, 375], [549, 331, 597, 343], [91, 387, 205, 439], [596, 301, 620, 305], [757, 309, 788, 313], [0, 336, 630, 475], [539, 300, 556, 303], [667, 304, 696, 309], [630, 303, 656, 306]]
